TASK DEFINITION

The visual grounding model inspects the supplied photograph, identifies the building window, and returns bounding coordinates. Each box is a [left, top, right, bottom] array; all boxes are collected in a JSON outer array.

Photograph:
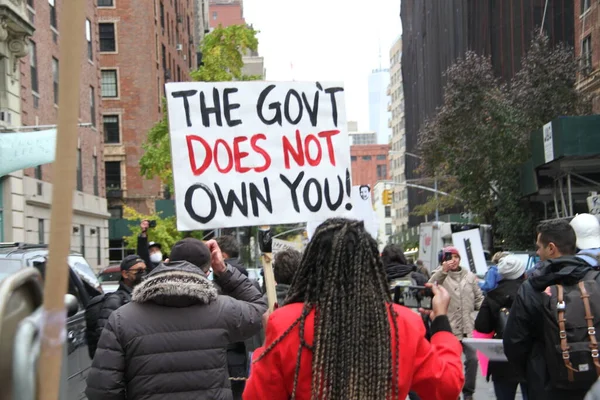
[[93, 155, 99, 196], [582, 35, 592, 72], [350, 156, 357, 161], [376, 154, 386, 160], [90, 86, 96, 126], [80, 224, 85, 256], [362, 155, 372, 161], [582, 0, 591, 14], [96, 226, 102, 265], [385, 206, 391, 218], [105, 161, 121, 190], [103, 115, 120, 143], [29, 41, 38, 93], [99, 23, 116, 52], [161, 44, 166, 70], [38, 219, 44, 244], [212, 11, 217, 20], [49, 0, 56, 29], [98, 0, 114, 6], [108, 206, 122, 219], [376, 164, 387, 179], [76, 148, 83, 191], [160, 1, 165, 29], [34, 165, 42, 180], [86, 19, 93, 60], [27, 0, 34, 7], [52, 58, 59, 104], [385, 223, 392, 236], [101, 70, 118, 98]]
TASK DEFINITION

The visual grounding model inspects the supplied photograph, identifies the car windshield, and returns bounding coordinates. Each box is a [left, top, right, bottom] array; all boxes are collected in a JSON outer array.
[[69, 256, 101, 289], [99, 271, 121, 282], [0, 259, 25, 281]]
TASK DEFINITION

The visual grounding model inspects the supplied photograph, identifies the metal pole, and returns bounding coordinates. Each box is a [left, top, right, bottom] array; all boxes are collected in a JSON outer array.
[[434, 175, 439, 222], [567, 173, 573, 217], [540, 0, 549, 35]]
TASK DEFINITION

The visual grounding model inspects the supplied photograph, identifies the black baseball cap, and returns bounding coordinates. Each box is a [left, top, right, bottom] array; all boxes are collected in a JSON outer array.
[[148, 241, 162, 250], [121, 255, 145, 271], [169, 238, 211, 270]]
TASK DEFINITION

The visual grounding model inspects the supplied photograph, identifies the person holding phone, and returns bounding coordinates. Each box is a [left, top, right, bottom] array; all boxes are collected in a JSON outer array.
[[137, 219, 164, 272], [429, 246, 484, 400], [244, 218, 465, 400]]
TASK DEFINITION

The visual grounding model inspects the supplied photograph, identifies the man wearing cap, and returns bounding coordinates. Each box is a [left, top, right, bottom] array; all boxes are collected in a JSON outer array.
[[86, 238, 267, 400], [429, 246, 484, 400], [571, 213, 600, 267], [94, 255, 146, 352]]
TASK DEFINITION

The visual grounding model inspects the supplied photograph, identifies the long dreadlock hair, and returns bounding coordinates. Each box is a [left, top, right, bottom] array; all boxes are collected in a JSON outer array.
[[255, 218, 400, 400]]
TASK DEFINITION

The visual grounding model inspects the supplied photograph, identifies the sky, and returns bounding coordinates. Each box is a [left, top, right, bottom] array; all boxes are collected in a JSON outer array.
[[243, 0, 402, 132]]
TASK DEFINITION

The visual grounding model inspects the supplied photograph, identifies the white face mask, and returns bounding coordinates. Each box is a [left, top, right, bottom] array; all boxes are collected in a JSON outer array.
[[150, 252, 163, 263]]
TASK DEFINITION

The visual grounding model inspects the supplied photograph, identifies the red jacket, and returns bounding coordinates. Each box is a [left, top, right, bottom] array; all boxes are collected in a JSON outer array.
[[244, 302, 464, 400]]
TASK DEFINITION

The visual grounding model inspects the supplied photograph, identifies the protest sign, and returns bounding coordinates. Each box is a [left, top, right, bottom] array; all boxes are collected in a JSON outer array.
[[306, 185, 379, 240], [452, 229, 488, 276], [165, 82, 352, 231], [272, 238, 304, 255], [0, 129, 56, 177], [462, 338, 508, 362]]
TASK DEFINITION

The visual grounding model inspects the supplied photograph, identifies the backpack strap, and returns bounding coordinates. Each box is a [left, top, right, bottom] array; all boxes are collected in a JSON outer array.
[[579, 252, 600, 262], [578, 281, 600, 378], [556, 284, 578, 381]]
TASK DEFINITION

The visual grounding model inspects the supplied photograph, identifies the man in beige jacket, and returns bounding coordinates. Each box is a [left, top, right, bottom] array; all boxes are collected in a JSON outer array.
[[429, 246, 484, 400]]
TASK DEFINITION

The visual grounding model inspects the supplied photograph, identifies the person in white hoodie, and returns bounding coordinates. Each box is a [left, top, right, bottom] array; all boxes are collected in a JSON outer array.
[[570, 213, 600, 267]]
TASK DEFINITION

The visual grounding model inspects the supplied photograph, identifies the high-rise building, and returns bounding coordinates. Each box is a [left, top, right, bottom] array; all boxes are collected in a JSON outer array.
[[575, 0, 600, 112], [368, 68, 391, 144], [373, 181, 394, 251], [388, 37, 407, 232], [99, 0, 196, 257], [208, 0, 265, 79], [0, 0, 109, 267], [401, 0, 575, 227]]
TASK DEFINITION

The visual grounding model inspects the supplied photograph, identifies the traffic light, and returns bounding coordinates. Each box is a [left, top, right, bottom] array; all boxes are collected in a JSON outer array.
[[382, 189, 392, 205]]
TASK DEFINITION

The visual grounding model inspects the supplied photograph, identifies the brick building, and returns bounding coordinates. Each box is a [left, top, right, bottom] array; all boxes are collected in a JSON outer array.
[[575, 0, 600, 112], [98, 0, 196, 257], [0, 0, 109, 267], [350, 144, 391, 194]]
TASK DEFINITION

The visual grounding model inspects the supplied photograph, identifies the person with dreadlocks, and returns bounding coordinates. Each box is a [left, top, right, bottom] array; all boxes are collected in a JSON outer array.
[[243, 218, 464, 400]]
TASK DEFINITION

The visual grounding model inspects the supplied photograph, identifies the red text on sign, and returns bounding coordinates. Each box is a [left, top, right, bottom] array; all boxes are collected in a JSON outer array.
[[282, 129, 340, 169], [186, 134, 271, 176]]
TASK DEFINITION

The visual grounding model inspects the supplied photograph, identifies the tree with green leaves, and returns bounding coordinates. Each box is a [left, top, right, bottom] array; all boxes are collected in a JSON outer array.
[[139, 24, 261, 190], [122, 206, 204, 255], [418, 33, 590, 249]]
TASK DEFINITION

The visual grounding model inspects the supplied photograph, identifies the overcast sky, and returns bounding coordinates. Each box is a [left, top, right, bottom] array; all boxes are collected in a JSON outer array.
[[243, 0, 402, 131]]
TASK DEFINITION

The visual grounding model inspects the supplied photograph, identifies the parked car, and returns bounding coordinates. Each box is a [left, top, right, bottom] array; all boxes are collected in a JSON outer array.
[[0, 242, 101, 399], [97, 264, 121, 293]]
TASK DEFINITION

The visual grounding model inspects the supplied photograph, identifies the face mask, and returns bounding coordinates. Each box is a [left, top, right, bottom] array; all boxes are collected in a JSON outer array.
[[150, 252, 163, 263], [131, 270, 146, 285]]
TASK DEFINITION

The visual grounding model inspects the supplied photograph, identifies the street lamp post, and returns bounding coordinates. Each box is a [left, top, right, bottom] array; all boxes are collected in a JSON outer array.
[[389, 150, 439, 222]]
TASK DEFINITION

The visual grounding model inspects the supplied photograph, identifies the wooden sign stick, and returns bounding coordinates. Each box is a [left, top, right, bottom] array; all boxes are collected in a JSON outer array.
[[37, 1, 86, 399], [258, 226, 277, 312]]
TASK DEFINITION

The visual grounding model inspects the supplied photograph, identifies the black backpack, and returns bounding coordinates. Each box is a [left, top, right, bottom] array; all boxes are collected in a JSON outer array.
[[543, 270, 600, 390]]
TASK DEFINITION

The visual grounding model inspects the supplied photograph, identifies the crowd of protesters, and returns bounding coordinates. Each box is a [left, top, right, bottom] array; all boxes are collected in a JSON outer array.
[[83, 213, 600, 400]]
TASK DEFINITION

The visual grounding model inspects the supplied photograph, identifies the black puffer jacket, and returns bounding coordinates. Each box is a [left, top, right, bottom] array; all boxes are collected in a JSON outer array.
[[474, 278, 525, 382], [85, 261, 267, 400], [504, 256, 593, 400], [385, 263, 428, 286], [88, 282, 131, 358]]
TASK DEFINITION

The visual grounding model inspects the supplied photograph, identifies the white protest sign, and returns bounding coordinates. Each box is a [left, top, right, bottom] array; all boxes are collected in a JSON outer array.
[[452, 229, 488, 276], [165, 82, 353, 231], [306, 185, 379, 240], [272, 238, 304, 255], [462, 339, 507, 362]]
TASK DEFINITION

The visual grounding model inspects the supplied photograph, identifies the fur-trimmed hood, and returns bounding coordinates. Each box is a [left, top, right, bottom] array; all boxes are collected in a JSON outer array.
[[132, 261, 218, 307]]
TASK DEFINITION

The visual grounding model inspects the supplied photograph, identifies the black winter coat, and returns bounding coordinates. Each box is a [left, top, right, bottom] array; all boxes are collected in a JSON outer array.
[[85, 261, 267, 400], [474, 278, 525, 382], [89, 282, 131, 358], [503, 256, 593, 400]]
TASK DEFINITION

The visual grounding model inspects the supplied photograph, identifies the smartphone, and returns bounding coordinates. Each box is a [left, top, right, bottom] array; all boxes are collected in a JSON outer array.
[[148, 220, 157, 228], [392, 285, 434, 310], [443, 251, 453, 262]]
